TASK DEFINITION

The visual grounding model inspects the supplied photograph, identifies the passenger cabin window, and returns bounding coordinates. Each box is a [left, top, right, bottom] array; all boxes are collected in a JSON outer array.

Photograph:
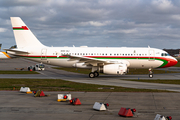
[[161, 53, 170, 56]]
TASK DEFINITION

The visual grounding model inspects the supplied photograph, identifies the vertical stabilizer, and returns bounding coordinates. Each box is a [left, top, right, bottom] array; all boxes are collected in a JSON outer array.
[[10, 17, 45, 49]]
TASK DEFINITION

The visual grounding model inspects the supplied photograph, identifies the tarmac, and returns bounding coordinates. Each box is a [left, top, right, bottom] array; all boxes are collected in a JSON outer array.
[[1, 91, 180, 120], [0, 58, 180, 120]]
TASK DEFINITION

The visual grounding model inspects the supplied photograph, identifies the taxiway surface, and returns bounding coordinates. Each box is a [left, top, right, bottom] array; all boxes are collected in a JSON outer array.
[[1, 58, 180, 92]]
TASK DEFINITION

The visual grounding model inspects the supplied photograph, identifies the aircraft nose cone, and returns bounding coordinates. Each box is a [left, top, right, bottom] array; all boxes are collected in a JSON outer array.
[[173, 58, 178, 66], [161, 57, 178, 68], [167, 57, 178, 67]]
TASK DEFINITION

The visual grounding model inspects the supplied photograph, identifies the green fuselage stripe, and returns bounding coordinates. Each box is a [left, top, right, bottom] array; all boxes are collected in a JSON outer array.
[[13, 28, 24, 30]]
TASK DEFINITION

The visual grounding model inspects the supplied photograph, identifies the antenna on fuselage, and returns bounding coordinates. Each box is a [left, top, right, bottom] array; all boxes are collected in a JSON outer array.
[[148, 45, 150, 48]]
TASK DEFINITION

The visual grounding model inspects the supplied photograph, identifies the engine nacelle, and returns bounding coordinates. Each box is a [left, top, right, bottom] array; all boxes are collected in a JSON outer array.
[[73, 63, 92, 68], [103, 64, 127, 75]]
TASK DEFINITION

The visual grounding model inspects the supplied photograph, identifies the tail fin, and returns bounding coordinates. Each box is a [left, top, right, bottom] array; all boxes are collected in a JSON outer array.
[[10, 17, 45, 49]]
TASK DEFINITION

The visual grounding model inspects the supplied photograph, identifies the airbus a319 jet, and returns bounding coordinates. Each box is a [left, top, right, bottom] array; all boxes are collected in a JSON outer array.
[[5, 17, 178, 78]]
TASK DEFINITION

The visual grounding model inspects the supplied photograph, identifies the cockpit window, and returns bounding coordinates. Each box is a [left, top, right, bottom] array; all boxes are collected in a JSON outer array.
[[161, 53, 170, 56]]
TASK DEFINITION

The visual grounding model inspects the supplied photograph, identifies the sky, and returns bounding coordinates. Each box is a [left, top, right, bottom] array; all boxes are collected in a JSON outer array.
[[1, 0, 180, 50]]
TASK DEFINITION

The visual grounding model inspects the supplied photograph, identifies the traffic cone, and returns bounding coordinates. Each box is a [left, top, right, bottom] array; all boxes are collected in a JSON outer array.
[[39, 91, 45, 97]]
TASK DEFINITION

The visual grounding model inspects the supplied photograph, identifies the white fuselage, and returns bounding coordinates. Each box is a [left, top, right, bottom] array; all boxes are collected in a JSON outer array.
[[15, 46, 176, 69]]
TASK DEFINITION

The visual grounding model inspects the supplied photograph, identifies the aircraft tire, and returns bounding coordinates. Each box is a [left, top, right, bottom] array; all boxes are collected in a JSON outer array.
[[149, 74, 153, 78], [89, 72, 95, 78], [94, 71, 99, 77]]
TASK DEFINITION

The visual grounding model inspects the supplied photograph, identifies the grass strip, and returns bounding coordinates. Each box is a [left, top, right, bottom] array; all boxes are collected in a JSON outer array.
[[0, 71, 39, 74], [124, 79, 180, 85], [52, 67, 179, 75], [127, 68, 179, 74], [0, 78, 171, 92], [174, 60, 180, 67]]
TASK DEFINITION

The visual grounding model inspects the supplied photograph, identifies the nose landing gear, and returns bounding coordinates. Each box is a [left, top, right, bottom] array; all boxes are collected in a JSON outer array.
[[149, 68, 153, 78]]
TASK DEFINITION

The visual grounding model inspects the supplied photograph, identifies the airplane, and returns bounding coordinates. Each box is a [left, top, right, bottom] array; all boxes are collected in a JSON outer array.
[[0, 51, 11, 59], [5, 17, 178, 78], [0, 44, 11, 59]]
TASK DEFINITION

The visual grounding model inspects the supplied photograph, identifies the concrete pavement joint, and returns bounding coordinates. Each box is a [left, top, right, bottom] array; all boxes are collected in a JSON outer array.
[[152, 93, 157, 110]]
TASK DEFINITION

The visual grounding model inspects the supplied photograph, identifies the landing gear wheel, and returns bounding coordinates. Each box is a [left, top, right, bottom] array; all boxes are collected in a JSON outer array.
[[94, 71, 99, 77], [89, 72, 95, 78], [149, 74, 153, 78]]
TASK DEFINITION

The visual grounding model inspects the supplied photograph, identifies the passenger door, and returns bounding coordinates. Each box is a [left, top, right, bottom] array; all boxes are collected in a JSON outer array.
[[41, 48, 47, 60], [148, 49, 155, 61]]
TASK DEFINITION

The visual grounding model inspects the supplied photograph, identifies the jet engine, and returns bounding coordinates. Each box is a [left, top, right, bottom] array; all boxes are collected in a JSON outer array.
[[102, 64, 127, 75]]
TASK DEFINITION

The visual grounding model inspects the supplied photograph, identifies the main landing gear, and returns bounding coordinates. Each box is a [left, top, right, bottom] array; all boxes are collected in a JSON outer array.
[[89, 71, 99, 78], [149, 68, 153, 78]]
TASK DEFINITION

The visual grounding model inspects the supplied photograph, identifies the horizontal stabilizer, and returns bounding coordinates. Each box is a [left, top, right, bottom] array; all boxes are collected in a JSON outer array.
[[4, 49, 30, 54]]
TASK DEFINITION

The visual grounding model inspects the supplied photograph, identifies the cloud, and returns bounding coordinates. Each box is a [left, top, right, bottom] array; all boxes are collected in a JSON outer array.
[[0, 0, 47, 7], [152, 0, 173, 10], [171, 15, 180, 20], [80, 21, 111, 27], [104, 29, 138, 34], [1, 0, 180, 49], [0, 28, 7, 32]]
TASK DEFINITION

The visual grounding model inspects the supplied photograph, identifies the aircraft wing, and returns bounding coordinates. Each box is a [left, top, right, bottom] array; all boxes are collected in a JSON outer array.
[[67, 55, 112, 66], [4, 49, 30, 54]]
